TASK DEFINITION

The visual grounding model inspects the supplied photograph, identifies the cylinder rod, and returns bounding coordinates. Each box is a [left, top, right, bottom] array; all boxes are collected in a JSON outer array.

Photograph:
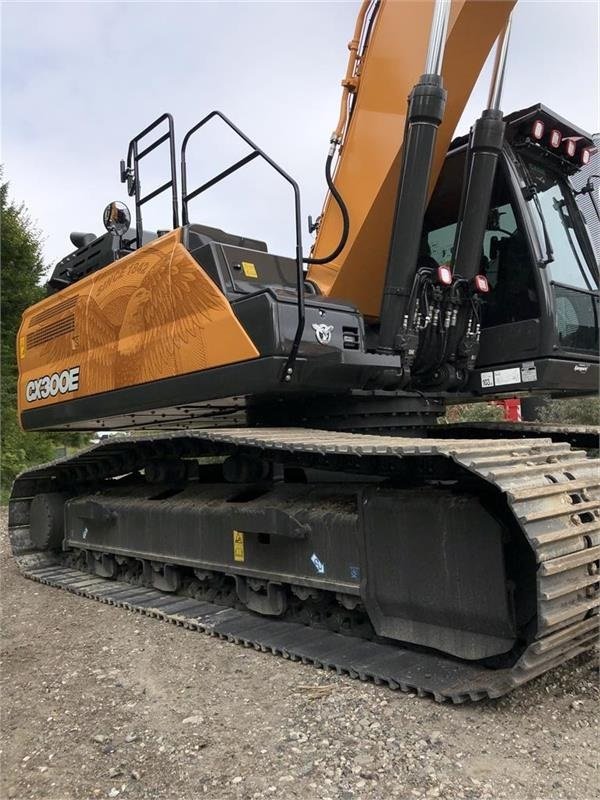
[[424, 0, 452, 76], [487, 15, 513, 111]]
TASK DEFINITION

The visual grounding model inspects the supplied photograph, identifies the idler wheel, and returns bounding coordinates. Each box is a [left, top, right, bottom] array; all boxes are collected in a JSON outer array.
[[29, 493, 69, 551]]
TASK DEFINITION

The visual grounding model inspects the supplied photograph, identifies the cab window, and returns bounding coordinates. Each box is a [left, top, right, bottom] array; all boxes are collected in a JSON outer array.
[[424, 150, 539, 327]]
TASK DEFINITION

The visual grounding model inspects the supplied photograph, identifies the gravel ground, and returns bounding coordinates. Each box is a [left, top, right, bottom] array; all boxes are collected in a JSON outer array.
[[1, 509, 598, 800]]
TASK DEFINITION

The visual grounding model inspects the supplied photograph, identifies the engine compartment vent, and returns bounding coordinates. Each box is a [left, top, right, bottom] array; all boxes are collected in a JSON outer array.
[[31, 296, 78, 327], [26, 315, 75, 349]]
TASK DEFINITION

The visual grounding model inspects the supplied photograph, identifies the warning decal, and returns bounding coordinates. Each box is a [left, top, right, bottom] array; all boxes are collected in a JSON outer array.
[[521, 361, 538, 382], [241, 261, 258, 278], [233, 530, 245, 562], [493, 367, 521, 387]]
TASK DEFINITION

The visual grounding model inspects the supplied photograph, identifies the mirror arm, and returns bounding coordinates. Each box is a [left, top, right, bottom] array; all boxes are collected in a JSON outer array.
[[110, 232, 123, 261]]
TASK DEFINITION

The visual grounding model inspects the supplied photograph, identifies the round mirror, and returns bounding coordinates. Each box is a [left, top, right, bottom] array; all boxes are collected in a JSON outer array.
[[103, 201, 131, 236]]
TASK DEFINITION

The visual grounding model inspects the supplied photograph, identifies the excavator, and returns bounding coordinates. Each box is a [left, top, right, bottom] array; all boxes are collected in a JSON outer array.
[[10, 0, 599, 702]]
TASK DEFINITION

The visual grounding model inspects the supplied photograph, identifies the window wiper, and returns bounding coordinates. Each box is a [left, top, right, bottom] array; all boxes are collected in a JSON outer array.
[[523, 183, 554, 266], [516, 155, 554, 267], [552, 196, 593, 290]]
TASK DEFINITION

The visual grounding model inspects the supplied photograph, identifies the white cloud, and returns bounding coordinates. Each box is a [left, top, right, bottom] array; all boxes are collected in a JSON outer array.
[[2, 0, 598, 272]]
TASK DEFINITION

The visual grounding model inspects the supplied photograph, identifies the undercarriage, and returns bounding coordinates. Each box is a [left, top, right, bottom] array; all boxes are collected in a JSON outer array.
[[9, 426, 599, 702]]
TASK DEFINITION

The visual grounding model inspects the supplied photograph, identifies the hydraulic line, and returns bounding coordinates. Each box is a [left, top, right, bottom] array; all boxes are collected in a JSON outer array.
[[303, 0, 381, 267], [303, 145, 350, 265], [331, 0, 373, 144]]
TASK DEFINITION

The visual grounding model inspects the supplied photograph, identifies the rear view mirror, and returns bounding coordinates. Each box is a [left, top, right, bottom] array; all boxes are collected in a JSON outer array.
[[103, 201, 131, 236]]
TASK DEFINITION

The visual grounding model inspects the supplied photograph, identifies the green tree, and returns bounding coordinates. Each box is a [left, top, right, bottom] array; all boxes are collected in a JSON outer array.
[[537, 396, 599, 425], [442, 402, 504, 423], [1, 178, 86, 496]]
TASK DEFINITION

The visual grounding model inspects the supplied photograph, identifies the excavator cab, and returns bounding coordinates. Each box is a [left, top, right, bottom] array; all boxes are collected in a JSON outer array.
[[424, 104, 599, 397]]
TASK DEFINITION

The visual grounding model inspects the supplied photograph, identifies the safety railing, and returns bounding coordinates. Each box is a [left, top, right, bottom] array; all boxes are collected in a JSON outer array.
[[121, 113, 179, 249], [180, 110, 305, 380]]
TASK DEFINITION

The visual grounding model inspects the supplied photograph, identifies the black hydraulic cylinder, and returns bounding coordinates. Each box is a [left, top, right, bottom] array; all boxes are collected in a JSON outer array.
[[451, 109, 506, 280], [378, 75, 446, 352]]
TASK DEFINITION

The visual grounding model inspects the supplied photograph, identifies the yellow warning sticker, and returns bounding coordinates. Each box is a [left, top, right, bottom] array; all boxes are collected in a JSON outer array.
[[233, 530, 245, 562], [18, 337, 26, 359], [241, 261, 258, 278]]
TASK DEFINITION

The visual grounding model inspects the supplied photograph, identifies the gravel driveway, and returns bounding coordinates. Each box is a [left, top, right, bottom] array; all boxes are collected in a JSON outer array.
[[1, 510, 598, 800]]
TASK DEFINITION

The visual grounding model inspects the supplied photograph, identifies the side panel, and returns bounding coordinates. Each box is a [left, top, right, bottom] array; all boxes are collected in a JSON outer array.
[[307, 0, 516, 318], [17, 230, 259, 423]]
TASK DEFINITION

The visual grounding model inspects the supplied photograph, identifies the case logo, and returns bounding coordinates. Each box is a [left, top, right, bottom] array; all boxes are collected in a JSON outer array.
[[26, 366, 80, 402], [312, 323, 334, 345]]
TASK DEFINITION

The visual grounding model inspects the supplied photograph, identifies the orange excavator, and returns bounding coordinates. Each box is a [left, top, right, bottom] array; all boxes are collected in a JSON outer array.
[[10, 0, 599, 701]]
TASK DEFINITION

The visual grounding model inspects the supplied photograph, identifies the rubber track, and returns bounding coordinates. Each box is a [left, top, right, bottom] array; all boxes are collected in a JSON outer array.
[[9, 428, 600, 703]]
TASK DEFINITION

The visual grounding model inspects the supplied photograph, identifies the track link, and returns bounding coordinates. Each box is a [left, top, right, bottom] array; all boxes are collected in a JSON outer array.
[[431, 421, 600, 450], [9, 428, 600, 703]]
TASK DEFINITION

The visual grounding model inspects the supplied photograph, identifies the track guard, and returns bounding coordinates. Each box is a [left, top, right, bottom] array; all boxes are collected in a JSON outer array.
[[359, 486, 518, 660], [86, 550, 117, 578], [144, 562, 182, 593], [234, 576, 287, 616]]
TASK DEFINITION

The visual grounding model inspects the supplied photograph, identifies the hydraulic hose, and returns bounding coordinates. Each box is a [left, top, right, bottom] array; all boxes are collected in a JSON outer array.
[[303, 1, 381, 267], [303, 146, 350, 265]]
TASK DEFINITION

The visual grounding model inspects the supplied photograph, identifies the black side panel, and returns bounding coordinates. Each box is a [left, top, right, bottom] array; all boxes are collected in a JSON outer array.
[[469, 357, 600, 396], [64, 483, 360, 593], [186, 223, 268, 252], [219, 245, 298, 294], [360, 486, 517, 660], [185, 241, 232, 293], [477, 319, 541, 365], [232, 293, 280, 354], [232, 292, 365, 357]]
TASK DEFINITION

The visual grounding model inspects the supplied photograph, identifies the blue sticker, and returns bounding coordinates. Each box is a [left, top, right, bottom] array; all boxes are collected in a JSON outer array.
[[310, 553, 325, 574], [349, 565, 360, 580]]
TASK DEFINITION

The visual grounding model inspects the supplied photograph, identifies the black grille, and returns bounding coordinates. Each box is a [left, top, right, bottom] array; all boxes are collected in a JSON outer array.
[[342, 326, 360, 350]]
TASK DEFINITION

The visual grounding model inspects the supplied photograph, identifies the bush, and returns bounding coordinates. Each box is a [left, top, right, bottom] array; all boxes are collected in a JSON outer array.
[[442, 402, 505, 424], [537, 397, 599, 426]]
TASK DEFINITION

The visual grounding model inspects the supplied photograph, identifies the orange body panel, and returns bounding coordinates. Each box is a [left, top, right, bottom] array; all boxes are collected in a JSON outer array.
[[17, 231, 259, 419], [307, 0, 516, 318]]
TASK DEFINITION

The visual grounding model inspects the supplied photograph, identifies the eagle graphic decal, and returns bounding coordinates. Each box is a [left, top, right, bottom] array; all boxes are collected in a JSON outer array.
[[19, 231, 259, 407]]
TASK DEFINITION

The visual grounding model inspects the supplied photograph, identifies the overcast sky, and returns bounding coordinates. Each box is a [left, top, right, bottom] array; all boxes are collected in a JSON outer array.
[[2, 0, 599, 273]]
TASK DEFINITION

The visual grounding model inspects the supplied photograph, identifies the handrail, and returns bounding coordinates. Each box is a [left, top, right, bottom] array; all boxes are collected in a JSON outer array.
[[122, 113, 179, 249], [180, 110, 305, 381]]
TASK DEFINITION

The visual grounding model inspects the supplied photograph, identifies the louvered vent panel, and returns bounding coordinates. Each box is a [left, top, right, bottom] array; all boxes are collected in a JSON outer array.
[[30, 296, 78, 326], [26, 316, 75, 348]]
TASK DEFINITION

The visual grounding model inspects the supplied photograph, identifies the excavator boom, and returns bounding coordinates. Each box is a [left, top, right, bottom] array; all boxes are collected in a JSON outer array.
[[308, 0, 516, 318]]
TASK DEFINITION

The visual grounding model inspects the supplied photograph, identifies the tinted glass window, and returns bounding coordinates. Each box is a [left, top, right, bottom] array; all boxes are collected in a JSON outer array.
[[425, 153, 539, 326], [554, 284, 599, 353], [522, 158, 598, 290]]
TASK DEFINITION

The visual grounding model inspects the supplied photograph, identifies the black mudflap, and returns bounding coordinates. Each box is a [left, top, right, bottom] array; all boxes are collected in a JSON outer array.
[[360, 486, 532, 660]]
